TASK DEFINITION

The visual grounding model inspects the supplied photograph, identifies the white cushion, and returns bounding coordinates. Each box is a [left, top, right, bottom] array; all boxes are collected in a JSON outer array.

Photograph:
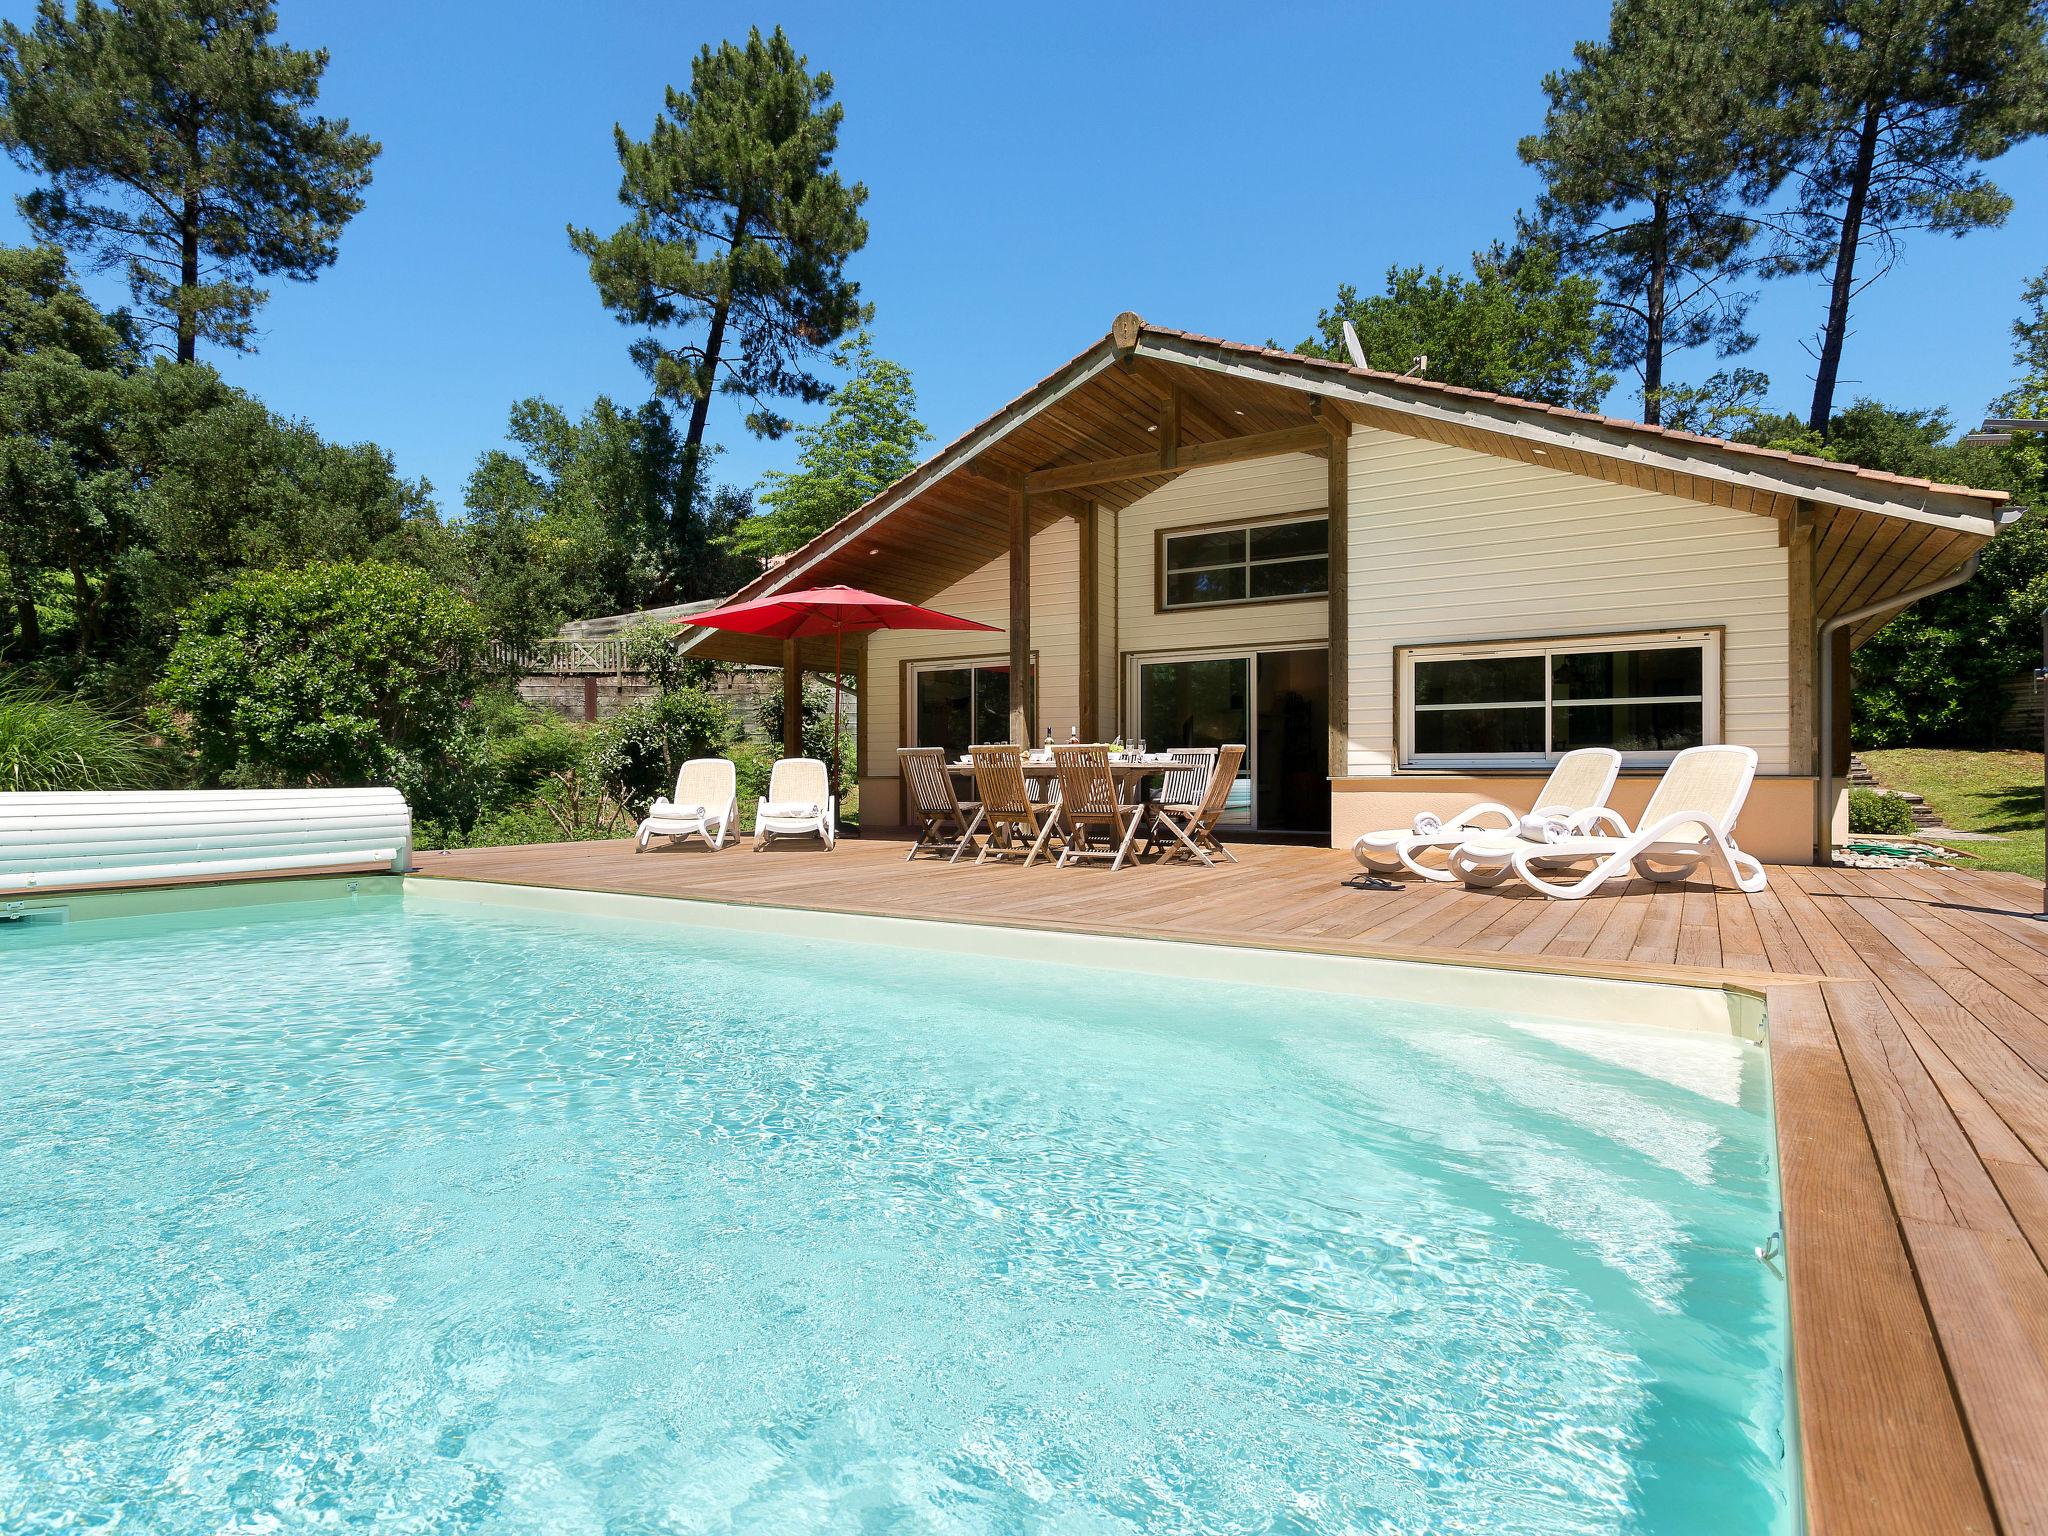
[[759, 801, 823, 820], [647, 800, 710, 821]]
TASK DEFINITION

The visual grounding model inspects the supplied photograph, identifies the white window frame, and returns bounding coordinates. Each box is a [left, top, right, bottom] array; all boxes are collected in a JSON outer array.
[[1397, 628, 1721, 770], [1159, 513, 1329, 611]]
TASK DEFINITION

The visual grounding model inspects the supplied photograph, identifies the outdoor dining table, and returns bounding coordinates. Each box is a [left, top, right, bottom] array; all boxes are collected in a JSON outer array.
[[943, 753, 1180, 794]]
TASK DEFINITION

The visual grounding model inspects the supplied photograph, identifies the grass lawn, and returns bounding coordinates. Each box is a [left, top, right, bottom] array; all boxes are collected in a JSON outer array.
[[1859, 748, 2045, 880]]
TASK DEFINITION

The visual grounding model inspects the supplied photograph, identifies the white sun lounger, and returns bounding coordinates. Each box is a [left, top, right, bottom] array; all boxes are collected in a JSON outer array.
[[1351, 747, 1621, 882], [1455, 744, 1767, 898], [635, 758, 738, 852], [754, 757, 835, 851]]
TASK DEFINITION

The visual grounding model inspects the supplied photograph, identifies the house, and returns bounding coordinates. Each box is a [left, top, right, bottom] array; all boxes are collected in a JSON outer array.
[[681, 314, 2012, 864]]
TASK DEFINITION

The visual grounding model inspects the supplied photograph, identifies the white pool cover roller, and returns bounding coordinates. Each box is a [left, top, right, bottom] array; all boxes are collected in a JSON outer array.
[[0, 787, 412, 891]]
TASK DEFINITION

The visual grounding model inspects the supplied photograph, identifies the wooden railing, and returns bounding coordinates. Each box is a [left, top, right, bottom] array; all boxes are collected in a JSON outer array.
[[491, 637, 631, 676]]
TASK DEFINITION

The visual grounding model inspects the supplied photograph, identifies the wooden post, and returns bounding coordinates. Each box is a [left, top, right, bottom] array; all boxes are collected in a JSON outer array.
[[1078, 502, 1099, 739], [1009, 487, 1033, 744], [582, 675, 598, 723], [1323, 412, 1350, 778], [1828, 628, 1852, 776], [781, 638, 803, 758], [1785, 501, 1818, 780]]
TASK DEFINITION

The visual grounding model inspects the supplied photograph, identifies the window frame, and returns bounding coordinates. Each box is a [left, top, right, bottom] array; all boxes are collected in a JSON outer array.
[[1395, 628, 1723, 770], [1154, 509, 1330, 614], [902, 653, 1038, 756]]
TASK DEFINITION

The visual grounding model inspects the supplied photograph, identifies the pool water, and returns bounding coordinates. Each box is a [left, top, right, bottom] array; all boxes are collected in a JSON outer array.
[[1, 887, 1790, 1534]]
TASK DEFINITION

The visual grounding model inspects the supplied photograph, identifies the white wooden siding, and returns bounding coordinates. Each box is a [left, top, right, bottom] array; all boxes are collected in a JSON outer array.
[[1343, 427, 1792, 775], [863, 517, 1082, 769], [1114, 454, 1332, 663]]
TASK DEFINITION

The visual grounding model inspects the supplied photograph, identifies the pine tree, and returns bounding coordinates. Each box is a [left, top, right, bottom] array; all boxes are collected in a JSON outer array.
[[0, 0, 379, 363], [569, 26, 869, 505], [1519, 0, 1787, 424], [1765, 0, 2048, 434], [1297, 241, 1615, 411]]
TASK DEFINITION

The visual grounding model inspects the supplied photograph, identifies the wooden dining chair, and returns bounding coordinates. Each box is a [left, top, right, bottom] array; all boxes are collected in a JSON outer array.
[[1051, 743, 1143, 871], [898, 746, 983, 863], [1148, 744, 1245, 866], [969, 744, 1062, 866]]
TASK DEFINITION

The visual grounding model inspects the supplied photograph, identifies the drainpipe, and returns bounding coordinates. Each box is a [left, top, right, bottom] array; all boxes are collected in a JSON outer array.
[[1816, 551, 1983, 866]]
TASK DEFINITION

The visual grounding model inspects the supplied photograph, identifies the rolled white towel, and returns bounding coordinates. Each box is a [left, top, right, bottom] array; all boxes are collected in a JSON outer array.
[[1410, 810, 1444, 837], [1517, 813, 1571, 844], [759, 801, 823, 820]]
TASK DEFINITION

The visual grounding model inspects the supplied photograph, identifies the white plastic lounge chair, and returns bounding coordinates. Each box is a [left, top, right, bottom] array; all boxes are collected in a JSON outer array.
[[636, 757, 738, 852], [1352, 748, 1621, 883], [754, 757, 836, 851], [1461, 744, 1767, 899]]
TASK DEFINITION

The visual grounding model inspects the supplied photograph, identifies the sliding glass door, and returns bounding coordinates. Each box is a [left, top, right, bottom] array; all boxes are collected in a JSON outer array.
[[1129, 647, 1329, 833], [909, 659, 1034, 761]]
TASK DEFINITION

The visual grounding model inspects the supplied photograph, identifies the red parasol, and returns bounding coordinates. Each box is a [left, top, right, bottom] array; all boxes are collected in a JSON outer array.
[[676, 585, 999, 790]]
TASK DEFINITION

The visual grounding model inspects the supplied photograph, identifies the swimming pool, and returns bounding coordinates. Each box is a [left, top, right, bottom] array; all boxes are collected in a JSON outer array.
[[2, 880, 1791, 1533]]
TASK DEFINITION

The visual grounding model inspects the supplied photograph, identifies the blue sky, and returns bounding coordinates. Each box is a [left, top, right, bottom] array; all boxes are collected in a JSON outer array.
[[4, 0, 2045, 513]]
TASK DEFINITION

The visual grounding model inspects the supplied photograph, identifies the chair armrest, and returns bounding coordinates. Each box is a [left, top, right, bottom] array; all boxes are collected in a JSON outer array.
[[1572, 806, 1634, 836], [1450, 801, 1518, 831]]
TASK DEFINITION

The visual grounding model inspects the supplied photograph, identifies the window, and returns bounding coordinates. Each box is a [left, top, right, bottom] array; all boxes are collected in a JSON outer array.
[[1160, 514, 1328, 609], [910, 660, 1034, 759], [1399, 631, 1719, 768]]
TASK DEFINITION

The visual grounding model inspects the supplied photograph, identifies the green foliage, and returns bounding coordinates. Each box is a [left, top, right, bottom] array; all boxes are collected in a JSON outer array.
[[755, 677, 851, 791], [1297, 241, 1615, 411], [590, 687, 739, 812], [0, 0, 379, 362], [1847, 786, 1918, 835], [0, 242, 444, 668], [459, 396, 755, 643], [1852, 507, 2048, 746], [1653, 368, 1775, 439], [158, 562, 488, 812], [568, 22, 869, 497], [0, 676, 152, 789], [1761, 0, 2048, 430], [1519, 0, 1786, 423], [727, 332, 927, 558]]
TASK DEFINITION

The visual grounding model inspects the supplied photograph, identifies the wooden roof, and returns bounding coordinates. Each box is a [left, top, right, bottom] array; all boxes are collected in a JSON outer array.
[[682, 316, 2010, 666]]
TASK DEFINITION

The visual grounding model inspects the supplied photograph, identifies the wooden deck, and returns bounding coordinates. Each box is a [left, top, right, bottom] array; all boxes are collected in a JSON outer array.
[[415, 835, 2048, 1536]]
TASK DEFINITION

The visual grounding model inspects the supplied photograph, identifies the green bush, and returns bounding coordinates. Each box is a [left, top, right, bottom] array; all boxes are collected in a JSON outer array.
[[591, 687, 739, 811], [1847, 787, 1918, 836], [755, 678, 854, 792], [0, 679, 155, 790], [158, 561, 489, 815]]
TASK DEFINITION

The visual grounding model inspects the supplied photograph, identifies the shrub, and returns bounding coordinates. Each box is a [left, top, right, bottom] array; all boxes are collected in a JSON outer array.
[[0, 679, 154, 790], [159, 561, 488, 805], [755, 678, 854, 793], [1847, 787, 1918, 837], [591, 687, 739, 811]]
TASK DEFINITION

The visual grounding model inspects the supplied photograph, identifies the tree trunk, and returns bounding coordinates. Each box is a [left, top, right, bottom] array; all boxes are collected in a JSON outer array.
[[178, 195, 200, 364], [1642, 192, 1669, 427], [9, 586, 39, 656], [1808, 100, 1882, 436]]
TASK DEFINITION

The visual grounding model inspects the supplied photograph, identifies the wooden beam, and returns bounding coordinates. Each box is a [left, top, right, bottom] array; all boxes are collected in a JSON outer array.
[[1160, 387, 1182, 470], [1009, 487, 1033, 744], [1111, 310, 1142, 354], [781, 639, 803, 757], [1023, 422, 1328, 495], [1078, 501, 1099, 740], [1326, 421, 1350, 779]]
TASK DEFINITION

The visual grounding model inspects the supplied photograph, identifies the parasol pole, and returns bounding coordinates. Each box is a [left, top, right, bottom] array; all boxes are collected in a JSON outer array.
[[831, 624, 844, 803]]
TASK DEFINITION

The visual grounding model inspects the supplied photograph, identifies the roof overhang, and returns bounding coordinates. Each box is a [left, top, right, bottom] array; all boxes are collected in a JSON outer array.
[[685, 316, 2012, 666]]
